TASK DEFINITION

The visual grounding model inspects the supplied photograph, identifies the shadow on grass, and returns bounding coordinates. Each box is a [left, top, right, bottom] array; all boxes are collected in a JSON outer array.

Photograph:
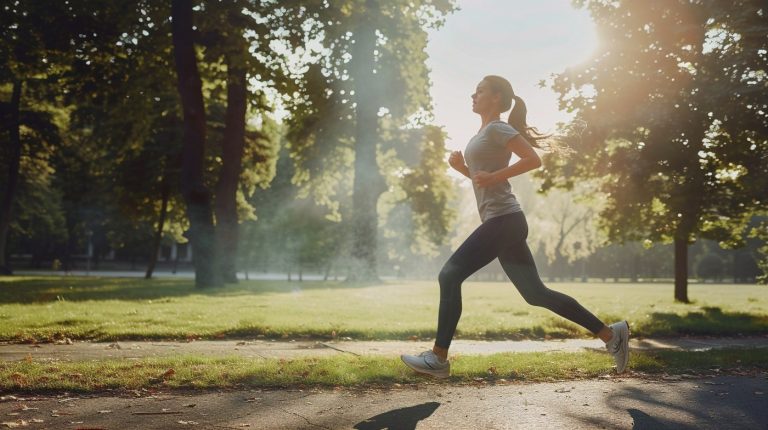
[[634, 307, 768, 337], [0, 277, 381, 304], [353, 402, 441, 430]]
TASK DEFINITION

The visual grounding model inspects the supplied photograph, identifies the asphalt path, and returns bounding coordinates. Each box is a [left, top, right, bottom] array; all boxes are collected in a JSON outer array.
[[1, 375, 766, 429]]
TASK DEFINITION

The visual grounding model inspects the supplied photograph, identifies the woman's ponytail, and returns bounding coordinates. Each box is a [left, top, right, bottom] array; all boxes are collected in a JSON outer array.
[[507, 95, 527, 138], [507, 94, 549, 150]]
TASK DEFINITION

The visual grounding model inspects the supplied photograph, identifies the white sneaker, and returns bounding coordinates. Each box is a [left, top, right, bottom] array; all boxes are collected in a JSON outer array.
[[606, 321, 630, 373], [400, 350, 450, 378]]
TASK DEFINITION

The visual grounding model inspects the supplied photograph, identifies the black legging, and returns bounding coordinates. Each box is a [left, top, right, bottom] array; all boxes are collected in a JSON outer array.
[[435, 211, 605, 349]]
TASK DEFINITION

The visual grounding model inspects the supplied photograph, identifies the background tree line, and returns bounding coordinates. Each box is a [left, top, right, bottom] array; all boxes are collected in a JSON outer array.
[[0, 0, 458, 286]]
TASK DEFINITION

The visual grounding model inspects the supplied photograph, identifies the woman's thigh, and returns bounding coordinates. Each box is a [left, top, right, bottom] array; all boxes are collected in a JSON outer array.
[[441, 216, 514, 281]]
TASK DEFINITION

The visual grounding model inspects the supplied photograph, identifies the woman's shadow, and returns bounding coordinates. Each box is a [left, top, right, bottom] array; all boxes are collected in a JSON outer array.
[[354, 402, 440, 430]]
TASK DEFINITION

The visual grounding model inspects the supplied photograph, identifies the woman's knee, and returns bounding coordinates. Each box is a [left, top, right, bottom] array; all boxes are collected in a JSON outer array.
[[438, 261, 462, 287], [438, 263, 465, 300], [521, 290, 549, 307], [521, 287, 572, 312]]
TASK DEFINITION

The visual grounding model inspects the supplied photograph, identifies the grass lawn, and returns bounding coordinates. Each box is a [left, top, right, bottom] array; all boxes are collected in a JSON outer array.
[[2, 348, 767, 392], [1, 276, 767, 342]]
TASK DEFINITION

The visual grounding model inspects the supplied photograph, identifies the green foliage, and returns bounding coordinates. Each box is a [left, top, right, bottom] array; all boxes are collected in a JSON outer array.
[[284, 1, 458, 268], [749, 219, 768, 284], [1, 1, 299, 269], [240, 147, 341, 276], [545, 0, 768, 247], [379, 125, 456, 260]]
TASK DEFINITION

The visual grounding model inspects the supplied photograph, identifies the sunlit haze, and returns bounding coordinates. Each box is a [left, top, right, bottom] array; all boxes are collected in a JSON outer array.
[[426, 0, 598, 150]]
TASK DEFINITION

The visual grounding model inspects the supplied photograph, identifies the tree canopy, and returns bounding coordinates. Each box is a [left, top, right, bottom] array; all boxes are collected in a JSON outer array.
[[543, 0, 768, 300]]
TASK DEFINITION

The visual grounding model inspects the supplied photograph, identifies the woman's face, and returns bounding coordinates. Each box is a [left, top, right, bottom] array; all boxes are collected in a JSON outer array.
[[471, 80, 500, 115]]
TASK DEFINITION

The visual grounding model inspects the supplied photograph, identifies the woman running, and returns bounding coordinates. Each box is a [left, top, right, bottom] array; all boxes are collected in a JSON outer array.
[[401, 75, 630, 378]]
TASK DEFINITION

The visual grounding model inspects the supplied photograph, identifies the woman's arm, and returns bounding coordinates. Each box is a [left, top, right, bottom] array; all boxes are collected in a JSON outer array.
[[473, 134, 542, 188]]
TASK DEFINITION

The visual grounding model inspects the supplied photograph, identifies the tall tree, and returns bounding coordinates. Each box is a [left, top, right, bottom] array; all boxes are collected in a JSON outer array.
[[195, 0, 288, 283], [545, 0, 768, 301], [0, 81, 21, 274], [0, 2, 76, 273], [171, 0, 219, 287], [286, 0, 457, 281], [348, 0, 385, 280]]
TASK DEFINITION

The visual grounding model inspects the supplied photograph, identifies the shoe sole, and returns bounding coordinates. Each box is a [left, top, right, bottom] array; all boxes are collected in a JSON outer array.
[[400, 355, 450, 379], [615, 321, 630, 373]]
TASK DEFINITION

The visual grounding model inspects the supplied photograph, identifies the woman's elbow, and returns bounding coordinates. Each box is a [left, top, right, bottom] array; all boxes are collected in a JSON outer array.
[[530, 154, 542, 170]]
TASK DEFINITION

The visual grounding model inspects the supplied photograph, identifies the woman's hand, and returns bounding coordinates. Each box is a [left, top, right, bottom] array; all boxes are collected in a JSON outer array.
[[448, 151, 465, 171], [448, 151, 471, 179], [472, 170, 499, 188]]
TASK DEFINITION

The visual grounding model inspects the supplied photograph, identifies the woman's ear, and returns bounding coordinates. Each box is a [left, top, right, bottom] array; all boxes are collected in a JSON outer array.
[[492, 93, 503, 110]]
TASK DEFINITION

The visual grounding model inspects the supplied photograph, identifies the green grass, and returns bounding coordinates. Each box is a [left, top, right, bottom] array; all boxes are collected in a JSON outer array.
[[1, 276, 767, 342], [2, 348, 767, 392]]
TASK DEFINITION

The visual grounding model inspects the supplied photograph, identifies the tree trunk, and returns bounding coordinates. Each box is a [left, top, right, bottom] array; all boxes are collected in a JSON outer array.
[[145, 174, 171, 279], [64, 214, 75, 273], [674, 235, 689, 303], [171, 0, 219, 288], [631, 253, 639, 283], [214, 56, 247, 284], [348, 1, 385, 282], [0, 80, 23, 274]]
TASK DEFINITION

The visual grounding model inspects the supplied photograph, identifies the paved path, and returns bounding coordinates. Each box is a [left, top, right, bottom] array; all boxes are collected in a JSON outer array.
[[1, 375, 766, 429], [2, 336, 768, 362]]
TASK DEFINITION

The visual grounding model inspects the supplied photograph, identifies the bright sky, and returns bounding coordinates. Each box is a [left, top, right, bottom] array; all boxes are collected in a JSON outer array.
[[426, 0, 598, 150]]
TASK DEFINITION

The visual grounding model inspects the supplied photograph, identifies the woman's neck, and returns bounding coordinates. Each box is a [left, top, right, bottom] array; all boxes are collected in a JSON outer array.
[[479, 112, 501, 130]]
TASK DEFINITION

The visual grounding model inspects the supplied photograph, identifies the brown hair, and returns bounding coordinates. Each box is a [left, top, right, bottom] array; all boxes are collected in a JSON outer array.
[[483, 75, 551, 150]]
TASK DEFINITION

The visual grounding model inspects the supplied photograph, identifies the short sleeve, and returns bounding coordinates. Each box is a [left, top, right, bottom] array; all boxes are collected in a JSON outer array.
[[487, 122, 519, 149]]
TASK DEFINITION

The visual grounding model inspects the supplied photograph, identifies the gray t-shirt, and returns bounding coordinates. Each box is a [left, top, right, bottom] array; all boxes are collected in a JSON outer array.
[[465, 120, 522, 222]]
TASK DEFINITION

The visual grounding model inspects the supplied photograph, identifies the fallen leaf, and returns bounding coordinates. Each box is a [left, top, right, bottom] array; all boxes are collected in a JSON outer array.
[[10, 373, 26, 386], [162, 369, 175, 380]]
